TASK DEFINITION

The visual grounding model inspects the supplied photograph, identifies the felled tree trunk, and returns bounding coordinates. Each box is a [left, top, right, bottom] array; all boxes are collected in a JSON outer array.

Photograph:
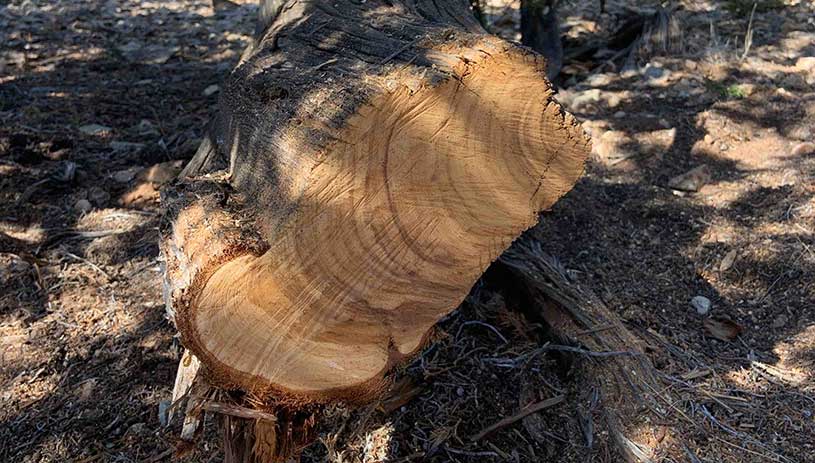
[[160, 0, 589, 460]]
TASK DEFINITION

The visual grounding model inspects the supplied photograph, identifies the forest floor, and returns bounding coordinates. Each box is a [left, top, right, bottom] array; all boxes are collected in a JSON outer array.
[[1, 0, 814, 462]]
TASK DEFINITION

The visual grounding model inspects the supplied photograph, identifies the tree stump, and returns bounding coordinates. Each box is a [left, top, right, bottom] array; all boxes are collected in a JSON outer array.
[[160, 1, 589, 460]]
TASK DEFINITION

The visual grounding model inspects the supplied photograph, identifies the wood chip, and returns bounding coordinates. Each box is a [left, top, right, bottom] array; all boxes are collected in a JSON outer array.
[[719, 249, 737, 272], [668, 165, 711, 192], [703, 317, 743, 341], [200, 401, 278, 422]]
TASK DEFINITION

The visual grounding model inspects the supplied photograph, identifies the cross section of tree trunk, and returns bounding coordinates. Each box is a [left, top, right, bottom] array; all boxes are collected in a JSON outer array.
[[161, 0, 590, 406]]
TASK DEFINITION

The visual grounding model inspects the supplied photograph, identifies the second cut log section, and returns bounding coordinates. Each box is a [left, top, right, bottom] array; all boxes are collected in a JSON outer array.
[[161, 0, 590, 407]]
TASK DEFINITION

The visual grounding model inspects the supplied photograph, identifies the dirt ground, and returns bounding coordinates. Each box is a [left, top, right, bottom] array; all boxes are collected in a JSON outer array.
[[1, 0, 814, 462]]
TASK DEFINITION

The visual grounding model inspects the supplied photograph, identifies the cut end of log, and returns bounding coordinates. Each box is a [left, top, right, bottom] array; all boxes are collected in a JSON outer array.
[[164, 39, 589, 405]]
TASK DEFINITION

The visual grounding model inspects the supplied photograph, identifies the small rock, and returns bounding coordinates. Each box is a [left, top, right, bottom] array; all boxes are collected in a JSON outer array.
[[704, 63, 729, 82], [658, 118, 671, 129], [213, 0, 240, 12], [668, 165, 711, 192], [117, 41, 140, 55], [79, 124, 112, 136], [586, 73, 613, 87], [75, 199, 92, 213], [570, 89, 602, 111], [642, 63, 667, 80], [110, 141, 146, 152], [719, 249, 737, 272], [113, 168, 138, 183], [579, 119, 608, 138], [87, 187, 110, 206], [739, 83, 757, 97], [203, 84, 220, 96], [605, 93, 622, 108], [780, 73, 807, 91], [593, 130, 634, 161], [691, 296, 711, 316], [683, 59, 698, 71], [137, 160, 183, 185], [772, 314, 788, 329], [613, 111, 627, 118], [620, 66, 639, 79], [795, 56, 815, 73], [77, 378, 97, 400], [2, 256, 31, 284], [120, 183, 159, 207], [638, 128, 676, 157], [789, 125, 813, 141], [776, 87, 795, 98], [135, 119, 159, 136], [118, 42, 180, 65], [55, 161, 77, 183], [792, 142, 815, 156], [127, 422, 146, 436]]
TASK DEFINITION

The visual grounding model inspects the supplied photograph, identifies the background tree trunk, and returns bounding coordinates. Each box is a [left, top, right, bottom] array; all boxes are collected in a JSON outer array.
[[520, 0, 563, 81]]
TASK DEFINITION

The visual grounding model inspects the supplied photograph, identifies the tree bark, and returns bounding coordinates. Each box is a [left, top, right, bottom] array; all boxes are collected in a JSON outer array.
[[161, 1, 589, 459], [520, 0, 563, 81], [497, 240, 677, 462]]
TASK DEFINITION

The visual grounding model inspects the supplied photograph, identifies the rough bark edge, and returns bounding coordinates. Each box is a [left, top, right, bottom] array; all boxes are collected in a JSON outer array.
[[498, 238, 680, 462]]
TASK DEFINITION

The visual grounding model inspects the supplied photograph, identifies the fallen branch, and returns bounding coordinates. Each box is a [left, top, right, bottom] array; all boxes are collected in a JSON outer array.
[[200, 401, 278, 422], [470, 394, 565, 442]]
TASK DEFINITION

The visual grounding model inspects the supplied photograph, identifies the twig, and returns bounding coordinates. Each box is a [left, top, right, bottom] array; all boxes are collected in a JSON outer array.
[[469, 395, 565, 441], [575, 324, 616, 336], [200, 401, 278, 422], [380, 36, 423, 65], [751, 361, 806, 387], [63, 251, 111, 281], [143, 447, 173, 463], [713, 435, 791, 463], [388, 451, 425, 463], [65, 229, 131, 239], [14, 178, 50, 206], [700, 405, 794, 463], [307, 18, 332, 37], [740, 2, 758, 61], [311, 58, 338, 71], [683, 445, 703, 463], [125, 259, 159, 278], [74, 454, 105, 463], [444, 446, 498, 458], [537, 344, 640, 358], [456, 320, 508, 344]]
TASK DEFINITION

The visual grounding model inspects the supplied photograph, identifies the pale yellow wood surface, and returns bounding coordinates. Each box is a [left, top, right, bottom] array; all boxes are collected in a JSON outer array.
[[189, 49, 589, 399]]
